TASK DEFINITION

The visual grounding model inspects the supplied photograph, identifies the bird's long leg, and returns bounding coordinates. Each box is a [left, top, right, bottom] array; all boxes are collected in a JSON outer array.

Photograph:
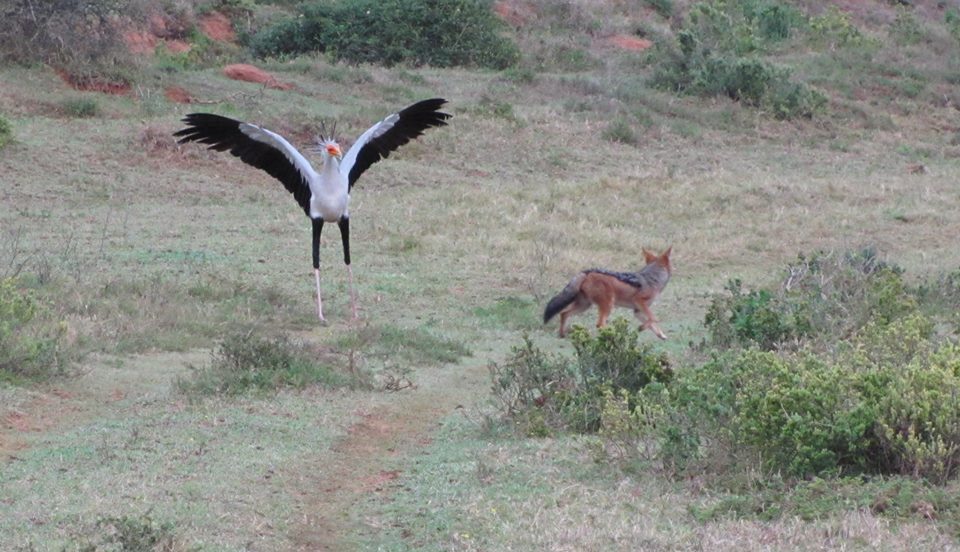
[[312, 218, 325, 322], [338, 216, 358, 320]]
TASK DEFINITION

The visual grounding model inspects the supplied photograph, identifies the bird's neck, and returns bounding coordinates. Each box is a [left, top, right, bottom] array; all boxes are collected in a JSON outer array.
[[322, 155, 341, 175]]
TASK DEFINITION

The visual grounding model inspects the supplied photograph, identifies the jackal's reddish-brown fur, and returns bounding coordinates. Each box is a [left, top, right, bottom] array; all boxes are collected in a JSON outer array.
[[543, 247, 672, 339]]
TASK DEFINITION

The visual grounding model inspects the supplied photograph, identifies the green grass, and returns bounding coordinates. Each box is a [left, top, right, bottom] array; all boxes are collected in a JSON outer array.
[[0, 351, 377, 550]]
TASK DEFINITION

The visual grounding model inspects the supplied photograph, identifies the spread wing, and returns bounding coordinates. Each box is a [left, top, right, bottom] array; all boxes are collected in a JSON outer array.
[[174, 113, 315, 216], [341, 98, 451, 190]]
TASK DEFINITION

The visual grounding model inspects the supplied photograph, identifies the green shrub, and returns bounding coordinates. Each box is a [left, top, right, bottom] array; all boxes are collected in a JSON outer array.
[[891, 6, 924, 46], [644, 0, 674, 19], [809, 6, 868, 49], [71, 513, 177, 551], [61, 97, 100, 118], [672, 305, 960, 483], [248, 7, 326, 59], [0, 113, 11, 149], [177, 329, 344, 397], [570, 320, 672, 394], [489, 319, 671, 435], [602, 120, 637, 145], [250, 0, 519, 69], [704, 278, 809, 350], [732, 350, 874, 478], [670, 251, 960, 483], [651, 0, 824, 119], [947, 8, 960, 44], [750, 2, 804, 42], [704, 249, 916, 351], [0, 277, 69, 382], [875, 345, 960, 484], [488, 334, 577, 436], [853, 315, 960, 483]]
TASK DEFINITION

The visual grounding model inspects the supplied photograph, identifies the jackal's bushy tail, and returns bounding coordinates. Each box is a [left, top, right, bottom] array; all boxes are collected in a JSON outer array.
[[543, 273, 586, 323]]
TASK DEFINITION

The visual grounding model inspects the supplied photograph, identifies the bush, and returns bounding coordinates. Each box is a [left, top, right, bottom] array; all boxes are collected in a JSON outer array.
[[855, 315, 960, 484], [947, 8, 960, 44], [71, 513, 177, 551], [0, 277, 69, 382], [874, 346, 960, 484], [808, 6, 868, 49], [732, 350, 875, 477], [570, 320, 672, 394], [602, 120, 637, 145], [0, 0, 134, 73], [666, 255, 960, 483], [489, 319, 671, 435], [61, 97, 100, 118], [644, 0, 674, 19], [0, 114, 11, 150], [704, 249, 916, 351], [177, 329, 344, 397], [249, 0, 519, 69], [704, 279, 806, 350], [488, 334, 577, 436], [650, 0, 825, 119]]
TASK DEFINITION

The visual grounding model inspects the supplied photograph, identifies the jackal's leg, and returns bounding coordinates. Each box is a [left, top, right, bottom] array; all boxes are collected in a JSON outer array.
[[637, 301, 667, 340], [595, 296, 614, 329], [559, 297, 591, 337]]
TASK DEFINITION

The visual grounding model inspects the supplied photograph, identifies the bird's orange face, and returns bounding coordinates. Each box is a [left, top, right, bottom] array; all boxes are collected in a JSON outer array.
[[325, 143, 342, 159]]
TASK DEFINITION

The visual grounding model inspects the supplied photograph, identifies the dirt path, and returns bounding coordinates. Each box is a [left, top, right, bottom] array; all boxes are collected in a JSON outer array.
[[287, 361, 486, 551]]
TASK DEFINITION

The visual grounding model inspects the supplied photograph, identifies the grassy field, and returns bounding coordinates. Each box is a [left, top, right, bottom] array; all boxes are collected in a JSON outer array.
[[3, 1, 960, 549]]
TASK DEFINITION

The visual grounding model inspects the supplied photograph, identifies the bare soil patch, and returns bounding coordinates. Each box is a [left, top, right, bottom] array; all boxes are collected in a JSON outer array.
[[55, 69, 131, 95], [164, 85, 194, 104], [223, 64, 294, 90], [607, 34, 654, 51], [199, 11, 236, 43]]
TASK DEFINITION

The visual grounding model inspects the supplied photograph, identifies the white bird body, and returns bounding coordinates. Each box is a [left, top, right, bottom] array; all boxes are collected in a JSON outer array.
[[175, 98, 451, 321], [311, 153, 349, 222]]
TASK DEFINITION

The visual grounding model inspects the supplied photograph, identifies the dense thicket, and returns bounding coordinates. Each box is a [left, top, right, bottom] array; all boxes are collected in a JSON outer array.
[[248, 0, 519, 68]]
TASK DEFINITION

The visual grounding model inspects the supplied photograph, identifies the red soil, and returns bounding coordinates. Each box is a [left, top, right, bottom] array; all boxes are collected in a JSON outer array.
[[608, 34, 654, 51], [199, 11, 236, 42], [223, 64, 293, 90], [56, 69, 131, 95], [164, 85, 194, 104], [493, 0, 536, 26]]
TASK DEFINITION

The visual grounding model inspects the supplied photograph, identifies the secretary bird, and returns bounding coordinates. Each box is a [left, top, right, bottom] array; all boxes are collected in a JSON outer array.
[[174, 98, 451, 321]]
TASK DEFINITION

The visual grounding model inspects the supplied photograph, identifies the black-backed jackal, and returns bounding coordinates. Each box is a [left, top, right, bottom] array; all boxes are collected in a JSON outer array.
[[543, 247, 672, 339]]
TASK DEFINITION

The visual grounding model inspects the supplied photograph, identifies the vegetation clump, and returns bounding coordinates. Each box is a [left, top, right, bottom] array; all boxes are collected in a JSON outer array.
[[0, 0, 134, 75], [651, 0, 826, 119], [177, 329, 344, 397], [61, 97, 101, 118], [71, 513, 177, 551], [489, 318, 671, 436], [624, 250, 960, 484], [248, 0, 519, 68], [0, 113, 11, 150], [704, 248, 914, 351], [0, 277, 69, 383]]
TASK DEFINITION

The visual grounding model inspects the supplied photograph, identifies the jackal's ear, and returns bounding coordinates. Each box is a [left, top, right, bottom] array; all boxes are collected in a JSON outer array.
[[661, 246, 672, 261], [643, 248, 657, 264]]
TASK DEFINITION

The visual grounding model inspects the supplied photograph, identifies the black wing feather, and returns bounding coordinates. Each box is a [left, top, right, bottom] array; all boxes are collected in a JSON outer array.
[[174, 113, 312, 216], [347, 98, 451, 189]]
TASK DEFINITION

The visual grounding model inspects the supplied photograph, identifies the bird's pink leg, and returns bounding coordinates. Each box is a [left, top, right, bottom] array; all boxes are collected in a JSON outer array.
[[314, 268, 325, 321], [347, 265, 359, 320]]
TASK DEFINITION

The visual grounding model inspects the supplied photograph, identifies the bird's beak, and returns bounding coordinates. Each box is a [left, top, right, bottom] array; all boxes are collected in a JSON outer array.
[[326, 144, 342, 159]]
